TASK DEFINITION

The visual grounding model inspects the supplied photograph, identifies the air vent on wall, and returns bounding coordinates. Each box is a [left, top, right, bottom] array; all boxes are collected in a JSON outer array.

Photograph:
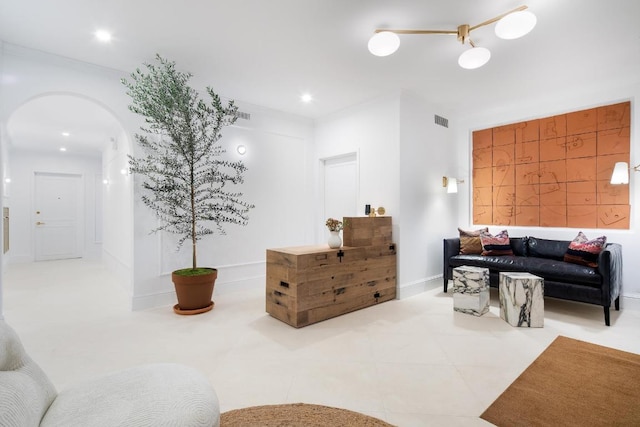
[[434, 114, 449, 128], [236, 111, 251, 120]]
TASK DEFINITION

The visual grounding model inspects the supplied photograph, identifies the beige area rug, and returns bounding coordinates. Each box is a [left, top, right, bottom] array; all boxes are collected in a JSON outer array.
[[221, 403, 394, 426], [481, 335, 640, 426]]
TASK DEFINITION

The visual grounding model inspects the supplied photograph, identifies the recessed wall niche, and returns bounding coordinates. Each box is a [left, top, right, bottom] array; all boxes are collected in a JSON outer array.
[[472, 101, 630, 229]]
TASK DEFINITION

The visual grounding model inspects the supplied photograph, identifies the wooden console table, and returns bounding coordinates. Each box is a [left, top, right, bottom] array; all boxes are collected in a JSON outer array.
[[266, 244, 397, 327], [266, 216, 397, 327]]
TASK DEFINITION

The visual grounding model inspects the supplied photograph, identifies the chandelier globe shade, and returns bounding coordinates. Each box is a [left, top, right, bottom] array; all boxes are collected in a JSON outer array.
[[368, 31, 400, 56], [458, 46, 491, 69], [495, 10, 537, 39]]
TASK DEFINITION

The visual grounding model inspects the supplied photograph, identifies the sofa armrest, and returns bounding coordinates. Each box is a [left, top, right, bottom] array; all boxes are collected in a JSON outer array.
[[443, 238, 460, 292], [598, 243, 622, 305]]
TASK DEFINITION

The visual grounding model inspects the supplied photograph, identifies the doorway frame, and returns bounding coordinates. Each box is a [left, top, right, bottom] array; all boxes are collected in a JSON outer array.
[[319, 151, 360, 241], [33, 171, 84, 261]]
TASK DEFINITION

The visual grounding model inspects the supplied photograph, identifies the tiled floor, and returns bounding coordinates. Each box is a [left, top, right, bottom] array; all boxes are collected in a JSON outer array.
[[3, 259, 639, 426]]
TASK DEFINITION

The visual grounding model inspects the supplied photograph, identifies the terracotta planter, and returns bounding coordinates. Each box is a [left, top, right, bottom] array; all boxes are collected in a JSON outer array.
[[171, 268, 217, 315]]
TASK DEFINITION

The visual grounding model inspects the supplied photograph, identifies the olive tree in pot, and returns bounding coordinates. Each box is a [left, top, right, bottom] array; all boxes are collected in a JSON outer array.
[[122, 55, 254, 315]]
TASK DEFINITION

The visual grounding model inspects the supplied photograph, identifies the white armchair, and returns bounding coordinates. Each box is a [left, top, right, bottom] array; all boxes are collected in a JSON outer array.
[[0, 321, 220, 427]]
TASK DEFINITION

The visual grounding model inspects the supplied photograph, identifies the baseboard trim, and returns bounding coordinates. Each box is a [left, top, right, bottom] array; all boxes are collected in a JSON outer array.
[[397, 275, 442, 299], [131, 264, 265, 311], [622, 294, 640, 311]]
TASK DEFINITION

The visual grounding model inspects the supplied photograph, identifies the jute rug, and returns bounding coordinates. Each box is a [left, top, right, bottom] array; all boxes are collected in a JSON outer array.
[[481, 335, 640, 426], [221, 403, 394, 426]]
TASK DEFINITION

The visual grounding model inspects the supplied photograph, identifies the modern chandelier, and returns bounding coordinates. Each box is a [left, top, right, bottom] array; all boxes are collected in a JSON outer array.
[[368, 5, 537, 69]]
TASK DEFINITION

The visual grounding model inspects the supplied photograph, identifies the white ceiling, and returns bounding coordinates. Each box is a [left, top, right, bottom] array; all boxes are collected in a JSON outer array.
[[1, 0, 640, 154]]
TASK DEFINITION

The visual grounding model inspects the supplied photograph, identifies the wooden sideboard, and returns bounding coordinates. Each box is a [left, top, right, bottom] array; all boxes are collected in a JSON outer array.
[[266, 217, 396, 327]]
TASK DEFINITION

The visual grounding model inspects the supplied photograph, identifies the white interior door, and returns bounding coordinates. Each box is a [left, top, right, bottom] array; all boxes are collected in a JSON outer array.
[[323, 154, 358, 237], [34, 172, 83, 261]]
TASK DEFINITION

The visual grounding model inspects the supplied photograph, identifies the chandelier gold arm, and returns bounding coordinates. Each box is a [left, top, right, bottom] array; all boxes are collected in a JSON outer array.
[[374, 29, 457, 35], [373, 5, 529, 44], [469, 5, 528, 31]]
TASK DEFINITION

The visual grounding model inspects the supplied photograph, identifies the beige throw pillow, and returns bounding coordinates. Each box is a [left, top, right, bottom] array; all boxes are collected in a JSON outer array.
[[458, 227, 488, 254]]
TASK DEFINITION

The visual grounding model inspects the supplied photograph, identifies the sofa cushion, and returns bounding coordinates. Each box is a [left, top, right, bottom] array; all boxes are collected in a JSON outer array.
[[510, 237, 529, 257], [564, 231, 607, 267], [448, 255, 602, 287], [520, 257, 601, 287], [527, 237, 571, 261], [458, 227, 488, 254], [480, 229, 514, 256]]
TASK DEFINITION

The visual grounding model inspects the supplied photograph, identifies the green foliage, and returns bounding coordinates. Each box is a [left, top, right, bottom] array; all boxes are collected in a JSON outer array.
[[122, 55, 255, 269]]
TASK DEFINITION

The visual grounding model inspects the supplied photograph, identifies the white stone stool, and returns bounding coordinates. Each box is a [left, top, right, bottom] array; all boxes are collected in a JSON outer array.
[[452, 266, 490, 316], [499, 272, 544, 327]]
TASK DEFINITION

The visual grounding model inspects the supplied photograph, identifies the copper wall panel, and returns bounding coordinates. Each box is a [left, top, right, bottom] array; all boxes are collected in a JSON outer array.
[[567, 205, 598, 228], [597, 205, 630, 228], [516, 206, 539, 226], [472, 101, 630, 229], [473, 129, 493, 149], [566, 133, 597, 159], [517, 120, 540, 143], [567, 108, 597, 135], [539, 137, 566, 162], [540, 114, 566, 139], [567, 181, 597, 205], [597, 127, 630, 155], [515, 141, 539, 164], [597, 102, 631, 130]]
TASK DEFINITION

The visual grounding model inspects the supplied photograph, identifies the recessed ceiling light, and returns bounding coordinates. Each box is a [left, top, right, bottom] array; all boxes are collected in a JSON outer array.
[[59, 147, 67, 152], [237, 145, 247, 155], [95, 29, 112, 43], [301, 93, 313, 103], [62, 132, 70, 137]]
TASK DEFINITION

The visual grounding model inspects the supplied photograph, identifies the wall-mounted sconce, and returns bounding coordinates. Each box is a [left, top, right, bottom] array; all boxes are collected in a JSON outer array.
[[237, 145, 247, 155], [102, 179, 109, 185], [443, 176, 464, 193], [610, 162, 639, 184], [4, 178, 11, 184]]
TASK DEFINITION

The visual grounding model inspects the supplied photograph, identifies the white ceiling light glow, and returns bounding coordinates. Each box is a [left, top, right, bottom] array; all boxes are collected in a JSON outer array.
[[301, 93, 313, 103], [367, 31, 400, 57], [95, 29, 112, 43], [495, 10, 537, 40], [458, 46, 491, 69], [368, 5, 535, 69]]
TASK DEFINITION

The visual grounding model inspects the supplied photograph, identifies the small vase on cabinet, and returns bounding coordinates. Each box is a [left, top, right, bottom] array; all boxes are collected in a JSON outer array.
[[328, 231, 342, 249]]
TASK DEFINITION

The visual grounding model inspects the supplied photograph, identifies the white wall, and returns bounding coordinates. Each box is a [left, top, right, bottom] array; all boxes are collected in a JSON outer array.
[[0, 44, 318, 311], [315, 92, 401, 226], [0, 121, 7, 319], [0, 44, 135, 308], [453, 81, 640, 299], [315, 92, 456, 297], [130, 102, 316, 309], [398, 91, 458, 297], [102, 128, 134, 292], [8, 150, 102, 262]]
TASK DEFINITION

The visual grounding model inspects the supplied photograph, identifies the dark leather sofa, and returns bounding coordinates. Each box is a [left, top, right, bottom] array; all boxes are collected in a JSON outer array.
[[443, 236, 623, 326]]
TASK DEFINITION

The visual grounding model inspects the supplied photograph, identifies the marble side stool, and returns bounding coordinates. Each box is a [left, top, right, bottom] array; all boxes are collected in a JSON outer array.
[[452, 266, 490, 316], [499, 272, 544, 327]]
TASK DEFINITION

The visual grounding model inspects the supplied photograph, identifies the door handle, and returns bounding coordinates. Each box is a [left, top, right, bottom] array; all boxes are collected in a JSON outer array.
[[36, 221, 45, 225]]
